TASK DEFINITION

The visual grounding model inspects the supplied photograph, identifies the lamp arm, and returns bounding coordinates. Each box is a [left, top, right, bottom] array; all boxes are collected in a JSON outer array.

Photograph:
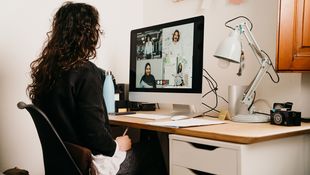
[[241, 59, 271, 109], [238, 23, 272, 112], [241, 23, 264, 63]]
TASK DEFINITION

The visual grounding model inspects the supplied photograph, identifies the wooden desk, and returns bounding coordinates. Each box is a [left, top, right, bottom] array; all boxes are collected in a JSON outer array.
[[110, 115, 310, 175], [109, 115, 310, 144], [109, 115, 177, 133]]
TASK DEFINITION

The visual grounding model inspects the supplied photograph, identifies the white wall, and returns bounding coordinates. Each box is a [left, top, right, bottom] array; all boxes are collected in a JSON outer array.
[[143, 0, 310, 117], [0, 0, 142, 174], [1, 0, 309, 174]]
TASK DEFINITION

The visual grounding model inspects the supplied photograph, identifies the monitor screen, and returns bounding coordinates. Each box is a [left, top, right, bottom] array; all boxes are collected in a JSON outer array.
[[129, 16, 204, 105]]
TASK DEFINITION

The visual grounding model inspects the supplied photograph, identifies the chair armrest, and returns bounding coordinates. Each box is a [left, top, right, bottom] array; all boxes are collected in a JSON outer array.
[[64, 142, 95, 175]]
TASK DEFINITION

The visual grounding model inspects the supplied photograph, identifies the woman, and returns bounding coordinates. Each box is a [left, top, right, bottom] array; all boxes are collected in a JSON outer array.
[[174, 63, 184, 86], [165, 29, 184, 86], [143, 34, 153, 59], [27, 2, 135, 174], [139, 63, 156, 88], [172, 29, 180, 43], [170, 29, 183, 58]]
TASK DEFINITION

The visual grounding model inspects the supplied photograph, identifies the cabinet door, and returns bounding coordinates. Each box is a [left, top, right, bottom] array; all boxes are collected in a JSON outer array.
[[277, 0, 310, 71]]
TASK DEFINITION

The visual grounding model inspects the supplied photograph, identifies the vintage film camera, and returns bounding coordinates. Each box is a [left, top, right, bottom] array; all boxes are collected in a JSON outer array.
[[270, 102, 301, 126]]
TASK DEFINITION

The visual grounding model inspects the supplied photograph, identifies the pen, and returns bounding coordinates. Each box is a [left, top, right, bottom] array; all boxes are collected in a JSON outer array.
[[122, 127, 128, 136]]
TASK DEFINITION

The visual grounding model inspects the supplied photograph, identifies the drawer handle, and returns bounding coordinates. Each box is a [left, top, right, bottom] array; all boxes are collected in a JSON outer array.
[[191, 143, 218, 151], [189, 168, 215, 175]]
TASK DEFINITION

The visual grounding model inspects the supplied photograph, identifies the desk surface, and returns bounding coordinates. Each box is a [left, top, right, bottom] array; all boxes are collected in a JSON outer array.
[[109, 115, 310, 144]]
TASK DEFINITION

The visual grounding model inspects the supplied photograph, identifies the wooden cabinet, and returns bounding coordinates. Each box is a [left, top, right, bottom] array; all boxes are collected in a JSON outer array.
[[277, 0, 310, 71]]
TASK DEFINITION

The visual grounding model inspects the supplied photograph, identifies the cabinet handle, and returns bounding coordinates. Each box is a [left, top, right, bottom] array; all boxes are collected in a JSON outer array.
[[191, 142, 218, 151], [189, 168, 215, 175]]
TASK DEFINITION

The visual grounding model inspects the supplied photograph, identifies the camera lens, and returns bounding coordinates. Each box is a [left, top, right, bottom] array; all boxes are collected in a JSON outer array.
[[273, 113, 283, 125]]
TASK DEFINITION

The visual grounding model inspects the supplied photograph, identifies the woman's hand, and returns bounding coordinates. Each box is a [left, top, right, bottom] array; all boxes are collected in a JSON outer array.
[[115, 135, 132, 151]]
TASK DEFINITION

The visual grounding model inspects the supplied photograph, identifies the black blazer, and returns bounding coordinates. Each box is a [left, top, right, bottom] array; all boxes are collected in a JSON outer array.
[[36, 61, 116, 156]]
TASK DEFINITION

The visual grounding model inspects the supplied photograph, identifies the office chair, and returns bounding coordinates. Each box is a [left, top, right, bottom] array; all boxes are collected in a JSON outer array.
[[17, 101, 94, 175]]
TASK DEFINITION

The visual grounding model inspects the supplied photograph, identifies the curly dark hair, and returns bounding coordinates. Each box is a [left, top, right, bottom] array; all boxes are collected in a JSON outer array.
[[27, 2, 102, 102]]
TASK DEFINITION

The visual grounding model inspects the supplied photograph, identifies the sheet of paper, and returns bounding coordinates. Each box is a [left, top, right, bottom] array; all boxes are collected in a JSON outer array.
[[147, 118, 225, 128], [125, 113, 171, 120]]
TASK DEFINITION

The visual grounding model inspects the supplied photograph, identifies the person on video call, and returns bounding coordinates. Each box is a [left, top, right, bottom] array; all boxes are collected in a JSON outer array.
[[174, 63, 184, 86], [140, 63, 156, 88], [163, 29, 185, 86], [27, 2, 166, 175], [169, 29, 183, 60], [143, 34, 153, 59]]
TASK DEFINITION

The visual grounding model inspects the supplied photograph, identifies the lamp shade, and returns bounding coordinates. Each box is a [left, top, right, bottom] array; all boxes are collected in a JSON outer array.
[[214, 29, 241, 63]]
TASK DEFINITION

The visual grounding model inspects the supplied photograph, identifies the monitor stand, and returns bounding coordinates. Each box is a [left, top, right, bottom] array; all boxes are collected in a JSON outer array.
[[171, 104, 197, 116]]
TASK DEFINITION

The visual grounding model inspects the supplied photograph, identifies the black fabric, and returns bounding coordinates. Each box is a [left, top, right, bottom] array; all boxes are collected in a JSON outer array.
[[36, 61, 116, 156], [137, 129, 169, 175], [116, 138, 168, 175], [111, 129, 168, 175], [140, 74, 156, 88], [136, 130, 168, 175]]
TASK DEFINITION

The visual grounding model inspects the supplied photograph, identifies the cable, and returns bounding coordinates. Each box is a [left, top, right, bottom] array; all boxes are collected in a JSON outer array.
[[202, 75, 219, 113], [225, 16, 253, 31], [202, 103, 220, 113], [202, 72, 219, 113], [218, 95, 229, 103], [204, 76, 219, 112], [253, 111, 270, 116], [247, 91, 256, 111], [201, 68, 228, 115], [202, 113, 218, 118], [261, 50, 280, 83], [254, 99, 272, 109], [251, 99, 272, 116], [203, 69, 218, 88]]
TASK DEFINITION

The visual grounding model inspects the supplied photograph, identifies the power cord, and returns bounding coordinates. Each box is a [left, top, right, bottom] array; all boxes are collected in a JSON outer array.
[[202, 68, 228, 116], [225, 16, 253, 31], [261, 50, 280, 83]]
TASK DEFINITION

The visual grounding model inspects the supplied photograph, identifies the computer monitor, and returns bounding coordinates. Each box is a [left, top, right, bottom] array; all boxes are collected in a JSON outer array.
[[129, 16, 204, 113]]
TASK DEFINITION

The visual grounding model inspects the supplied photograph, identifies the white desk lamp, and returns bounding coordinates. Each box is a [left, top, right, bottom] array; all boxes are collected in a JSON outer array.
[[214, 19, 273, 123]]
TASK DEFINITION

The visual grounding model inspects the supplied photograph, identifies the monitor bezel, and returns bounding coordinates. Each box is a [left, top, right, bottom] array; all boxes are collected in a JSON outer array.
[[129, 16, 204, 94]]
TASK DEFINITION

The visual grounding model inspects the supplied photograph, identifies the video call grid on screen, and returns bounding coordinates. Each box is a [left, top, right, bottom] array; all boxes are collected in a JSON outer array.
[[130, 16, 204, 93]]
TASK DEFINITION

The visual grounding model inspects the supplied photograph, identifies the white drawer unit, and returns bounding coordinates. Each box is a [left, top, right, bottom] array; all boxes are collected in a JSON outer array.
[[169, 134, 310, 175], [171, 165, 197, 175], [170, 134, 240, 175]]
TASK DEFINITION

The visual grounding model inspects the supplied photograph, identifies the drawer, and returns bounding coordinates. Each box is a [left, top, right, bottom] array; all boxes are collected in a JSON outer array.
[[170, 139, 238, 175], [171, 165, 216, 175]]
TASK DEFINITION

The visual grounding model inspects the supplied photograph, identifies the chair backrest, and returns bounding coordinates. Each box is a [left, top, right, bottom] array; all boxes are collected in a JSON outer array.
[[17, 101, 91, 175]]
